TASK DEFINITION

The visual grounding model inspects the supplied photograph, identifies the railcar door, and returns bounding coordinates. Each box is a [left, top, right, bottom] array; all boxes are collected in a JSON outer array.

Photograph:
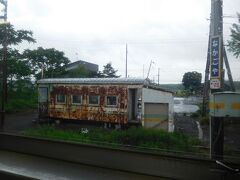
[[128, 89, 137, 121], [38, 87, 48, 118]]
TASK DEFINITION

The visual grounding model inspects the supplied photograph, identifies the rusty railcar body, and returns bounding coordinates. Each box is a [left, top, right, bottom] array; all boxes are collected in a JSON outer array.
[[38, 78, 174, 131]]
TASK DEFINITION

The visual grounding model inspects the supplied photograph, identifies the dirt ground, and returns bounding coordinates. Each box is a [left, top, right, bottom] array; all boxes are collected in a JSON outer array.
[[3, 110, 38, 133], [3, 110, 104, 133]]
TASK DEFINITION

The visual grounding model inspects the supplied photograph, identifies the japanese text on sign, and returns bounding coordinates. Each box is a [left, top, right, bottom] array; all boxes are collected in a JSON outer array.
[[210, 36, 221, 78]]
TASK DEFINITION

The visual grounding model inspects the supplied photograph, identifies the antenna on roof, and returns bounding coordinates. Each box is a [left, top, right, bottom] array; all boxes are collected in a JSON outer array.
[[146, 60, 154, 79]]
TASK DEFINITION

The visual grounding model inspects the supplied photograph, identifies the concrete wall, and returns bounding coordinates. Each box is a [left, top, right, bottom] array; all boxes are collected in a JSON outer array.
[[142, 88, 174, 132]]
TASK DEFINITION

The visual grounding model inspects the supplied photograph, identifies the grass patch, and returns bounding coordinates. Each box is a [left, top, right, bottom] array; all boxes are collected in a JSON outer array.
[[22, 126, 202, 154]]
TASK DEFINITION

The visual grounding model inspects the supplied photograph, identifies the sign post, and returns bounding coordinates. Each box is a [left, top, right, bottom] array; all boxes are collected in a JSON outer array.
[[210, 36, 222, 90]]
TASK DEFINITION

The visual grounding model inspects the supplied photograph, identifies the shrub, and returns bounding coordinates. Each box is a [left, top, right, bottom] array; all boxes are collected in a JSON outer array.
[[5, 88, 38, 113]]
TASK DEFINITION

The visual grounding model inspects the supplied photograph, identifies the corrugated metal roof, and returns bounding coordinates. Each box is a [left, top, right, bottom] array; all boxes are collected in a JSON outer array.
[[37, 78, 150, 85]]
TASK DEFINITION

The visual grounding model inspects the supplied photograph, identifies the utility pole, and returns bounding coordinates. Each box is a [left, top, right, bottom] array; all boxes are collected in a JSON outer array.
[[157, 68, 160, 85], [41, 63, 44, 79], [143, 64, 144, 78], [209, 0, 224, 160], [125, 44, 128, 78], [0, 0, 7, 130]]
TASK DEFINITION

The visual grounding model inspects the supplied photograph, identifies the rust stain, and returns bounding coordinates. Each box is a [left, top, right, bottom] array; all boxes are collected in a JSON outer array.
[[48, 85, 128, 124]]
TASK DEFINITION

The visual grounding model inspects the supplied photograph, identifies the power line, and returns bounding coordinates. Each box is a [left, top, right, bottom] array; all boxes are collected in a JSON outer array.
[[37, 38, 208, 44]]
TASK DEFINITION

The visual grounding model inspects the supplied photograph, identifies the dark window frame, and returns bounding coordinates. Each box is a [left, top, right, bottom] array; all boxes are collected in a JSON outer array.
[[72, 95, 82, 105], [106, 96, 117, 107], [88, 95, 99, 106], [56, 94, 66, 104]]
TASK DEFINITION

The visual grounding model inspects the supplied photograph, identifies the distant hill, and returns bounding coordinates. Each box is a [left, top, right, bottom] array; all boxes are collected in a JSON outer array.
[[160, 81, 240, 92], [160, 84, 184, 92]]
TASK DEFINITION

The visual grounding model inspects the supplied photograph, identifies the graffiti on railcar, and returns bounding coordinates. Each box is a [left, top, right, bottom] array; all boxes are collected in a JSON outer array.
[[49, 85, 128, 124]]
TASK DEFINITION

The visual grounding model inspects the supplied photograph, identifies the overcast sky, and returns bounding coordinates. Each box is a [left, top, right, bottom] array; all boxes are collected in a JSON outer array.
[[3, 0, 240, 83]]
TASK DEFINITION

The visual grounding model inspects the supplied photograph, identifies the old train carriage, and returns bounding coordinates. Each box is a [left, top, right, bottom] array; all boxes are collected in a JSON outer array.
[[37, 78, 174, 131]]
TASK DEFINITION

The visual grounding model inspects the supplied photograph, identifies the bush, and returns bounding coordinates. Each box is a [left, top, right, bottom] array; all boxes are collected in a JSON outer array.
[[5, 88, 38, 113]]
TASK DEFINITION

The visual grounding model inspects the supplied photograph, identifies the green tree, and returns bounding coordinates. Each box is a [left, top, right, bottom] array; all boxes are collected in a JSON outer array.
[[23, 47, 70, 79], [0, 48, 33, 91], [101, 62, 120, 78], [228, 13, 240, 58], [0, 23, 35, 95], [0, 23, 35, 46], [0, 24, 35, 81], [5, 49, 32, 87], [182, 71, 202, 95]]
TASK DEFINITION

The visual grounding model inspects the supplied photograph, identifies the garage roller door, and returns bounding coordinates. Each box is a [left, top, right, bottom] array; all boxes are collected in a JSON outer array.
[[144, 103, 168, 130]]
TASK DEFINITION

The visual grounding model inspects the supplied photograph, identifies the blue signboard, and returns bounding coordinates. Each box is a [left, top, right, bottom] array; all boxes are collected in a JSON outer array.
[[210, 36, 221, 78]]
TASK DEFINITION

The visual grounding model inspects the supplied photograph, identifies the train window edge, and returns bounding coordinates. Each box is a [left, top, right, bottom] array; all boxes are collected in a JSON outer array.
[[88, 95, 100, 106], [56, 94, 66, 104], [72, 95, 82, 105], [106, 96, 117, 107]]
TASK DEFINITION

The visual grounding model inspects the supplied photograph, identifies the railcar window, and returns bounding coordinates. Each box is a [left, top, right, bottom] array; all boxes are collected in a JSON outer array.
[[56, 94, 65, 103], [72, 95, 82, 104], [88, 95, 99, 105], [106, 96, 117, 106]]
